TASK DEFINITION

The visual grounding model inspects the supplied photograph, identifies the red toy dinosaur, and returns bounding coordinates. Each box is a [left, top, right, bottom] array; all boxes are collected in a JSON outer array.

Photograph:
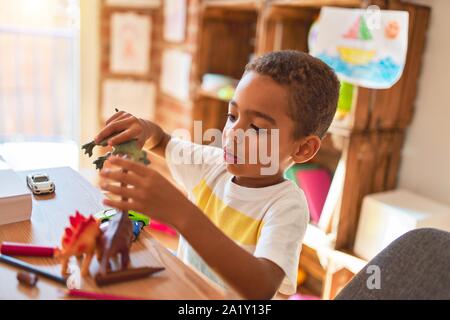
[[57, 210, 134, 277], [58, 211, 102, 276]]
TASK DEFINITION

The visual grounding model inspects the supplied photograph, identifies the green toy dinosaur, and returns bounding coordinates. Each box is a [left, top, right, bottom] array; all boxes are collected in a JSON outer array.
[[82, 108, 150, 170], [81, 138, 150, 170]]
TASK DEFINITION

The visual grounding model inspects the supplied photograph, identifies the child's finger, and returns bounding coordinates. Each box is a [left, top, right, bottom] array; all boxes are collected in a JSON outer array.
[[105, 110, 126, 125], [100, 182, 143, 201], [107, 128, 140, 146], [103, 198, 137, 213], [100, 168, 145, 187], [106, 112, 129, 126], [95, 117, 134, 144], [108, 156, 150, 175]]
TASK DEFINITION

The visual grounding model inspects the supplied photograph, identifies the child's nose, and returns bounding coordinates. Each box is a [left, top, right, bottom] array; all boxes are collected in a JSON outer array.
[[229, 129, 244, 145]]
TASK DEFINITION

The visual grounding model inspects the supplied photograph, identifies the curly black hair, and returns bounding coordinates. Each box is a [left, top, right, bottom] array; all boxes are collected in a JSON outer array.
[[245, 50, 340, 138]]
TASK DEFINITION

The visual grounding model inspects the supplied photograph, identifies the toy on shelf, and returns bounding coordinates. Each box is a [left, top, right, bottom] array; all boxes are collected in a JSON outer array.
[[296, 168, 332, 224], [200, 73, 237, 101], [335, 81, 355, 121], [58, 211, 102, 276]]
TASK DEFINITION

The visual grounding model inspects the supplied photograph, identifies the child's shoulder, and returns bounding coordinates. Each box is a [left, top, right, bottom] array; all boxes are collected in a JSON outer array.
[[260, 180, 310, 223], [269, 180, 308, 209], [219, 176, 308, 219]]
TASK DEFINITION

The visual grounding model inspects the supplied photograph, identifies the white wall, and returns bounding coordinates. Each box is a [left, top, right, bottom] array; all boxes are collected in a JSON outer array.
[[77, 0, 100, 184], [398, 0, 450, 206], [79, 0, 100, 169]]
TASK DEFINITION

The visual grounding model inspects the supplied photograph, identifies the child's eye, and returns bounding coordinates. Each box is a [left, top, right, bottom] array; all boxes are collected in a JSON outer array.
[[227, 113, 237, 122], [250, 124, 261, 133]]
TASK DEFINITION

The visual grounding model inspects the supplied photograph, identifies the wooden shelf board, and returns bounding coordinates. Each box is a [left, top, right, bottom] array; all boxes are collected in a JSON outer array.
[[203, 0, 264, 11], [102, 5, 159, 14], [269, 0, 362, 8], [197, 89, 231, 103], [158, 92, 194, 108], [159, 41, 197, 53], [327, 124, 353, 137]]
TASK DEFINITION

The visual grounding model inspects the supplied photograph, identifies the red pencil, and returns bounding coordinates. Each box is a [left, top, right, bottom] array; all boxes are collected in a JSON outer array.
[[66, 289, 144, 300], [0, 242, 56, 257]]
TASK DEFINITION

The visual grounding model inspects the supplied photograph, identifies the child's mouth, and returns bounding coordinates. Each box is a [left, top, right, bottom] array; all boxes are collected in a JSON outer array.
[[223, 147, 239, 164]]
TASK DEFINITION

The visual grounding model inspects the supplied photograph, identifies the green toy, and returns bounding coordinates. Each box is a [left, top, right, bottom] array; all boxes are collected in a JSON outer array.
[[336, 81, 355, 120], [82, 138, 150, 170], [94, 208, 150, 226], [81, 109, 150, 170]]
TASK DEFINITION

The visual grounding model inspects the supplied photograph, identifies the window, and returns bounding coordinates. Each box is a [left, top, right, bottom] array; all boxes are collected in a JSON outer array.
[[0, 0, 80, 171], [0, 0, 80, 142]]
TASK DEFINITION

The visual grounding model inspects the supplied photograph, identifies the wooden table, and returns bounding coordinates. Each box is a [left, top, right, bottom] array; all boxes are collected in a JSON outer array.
[[0, 167, 226, 300]]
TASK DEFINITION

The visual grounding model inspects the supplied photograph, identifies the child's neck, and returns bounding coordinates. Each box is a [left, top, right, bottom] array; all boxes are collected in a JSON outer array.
[[232, 173, 286, 188]]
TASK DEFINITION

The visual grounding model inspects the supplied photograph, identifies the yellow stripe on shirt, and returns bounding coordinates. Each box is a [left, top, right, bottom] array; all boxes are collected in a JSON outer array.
[[192, 179, 264, 246]]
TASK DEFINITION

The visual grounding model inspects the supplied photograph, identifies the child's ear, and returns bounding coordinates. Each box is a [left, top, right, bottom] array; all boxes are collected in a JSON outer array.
[[291, 136, 321, 163]]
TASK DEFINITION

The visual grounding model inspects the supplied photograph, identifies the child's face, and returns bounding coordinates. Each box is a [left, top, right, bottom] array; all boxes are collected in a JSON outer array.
[[222, 71, 299, 179]]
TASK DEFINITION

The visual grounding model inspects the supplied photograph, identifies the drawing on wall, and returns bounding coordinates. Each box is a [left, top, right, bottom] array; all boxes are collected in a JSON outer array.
[[106, 0, 161, 8], [160, 49, 192, 101], [110, 12, 151, 75], [164, 0, 187, 43], [310, 7, 409, 89], [102, 79, 156, 121]]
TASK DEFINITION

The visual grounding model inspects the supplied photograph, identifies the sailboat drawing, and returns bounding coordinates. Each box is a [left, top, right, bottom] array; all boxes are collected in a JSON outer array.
[[312, 7, 408, 89], [337, 15, 376, 65]]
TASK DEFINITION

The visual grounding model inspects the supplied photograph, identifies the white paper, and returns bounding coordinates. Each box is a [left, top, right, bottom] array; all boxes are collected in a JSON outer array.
[[310, 7, 409, 89], [164, 0, 186, 43], [0, 155, 9, 170], [0, 167, 32, 226], [106, 0, 161, 8], [110, 12, 151, 75], [102, 79, 156, 121], [160, 49, 192, 100]]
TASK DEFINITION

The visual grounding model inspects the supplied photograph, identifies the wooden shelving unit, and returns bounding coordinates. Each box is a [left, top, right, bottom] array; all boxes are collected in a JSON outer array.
[[98, 0, 431, 299], [268, 0, 361, 7], [202, 0, 264, 10]]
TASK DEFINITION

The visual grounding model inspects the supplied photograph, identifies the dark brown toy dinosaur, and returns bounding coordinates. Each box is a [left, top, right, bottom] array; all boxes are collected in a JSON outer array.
[[97, 211, 134, 275]]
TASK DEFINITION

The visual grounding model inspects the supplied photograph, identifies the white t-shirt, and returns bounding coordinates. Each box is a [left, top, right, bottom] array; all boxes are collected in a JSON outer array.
[[165, 138, 309, 295]]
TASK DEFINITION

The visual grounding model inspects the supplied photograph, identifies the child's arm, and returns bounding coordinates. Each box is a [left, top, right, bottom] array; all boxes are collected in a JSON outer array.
[[94, 111, 171, 158], [100, 156, 285, 299], [177, 196, 286, 299]]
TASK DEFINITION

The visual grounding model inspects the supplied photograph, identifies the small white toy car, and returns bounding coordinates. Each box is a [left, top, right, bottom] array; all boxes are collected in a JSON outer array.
[[26, 173, 55, 195]]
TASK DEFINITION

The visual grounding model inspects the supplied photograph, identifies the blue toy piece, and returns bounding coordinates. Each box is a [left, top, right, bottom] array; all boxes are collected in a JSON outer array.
[[132, 221, 145, 241]]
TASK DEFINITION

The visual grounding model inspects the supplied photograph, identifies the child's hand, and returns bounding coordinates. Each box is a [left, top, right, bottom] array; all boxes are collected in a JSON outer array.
[[99, 156, 187, 228], [95, 111, 150, 147]]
